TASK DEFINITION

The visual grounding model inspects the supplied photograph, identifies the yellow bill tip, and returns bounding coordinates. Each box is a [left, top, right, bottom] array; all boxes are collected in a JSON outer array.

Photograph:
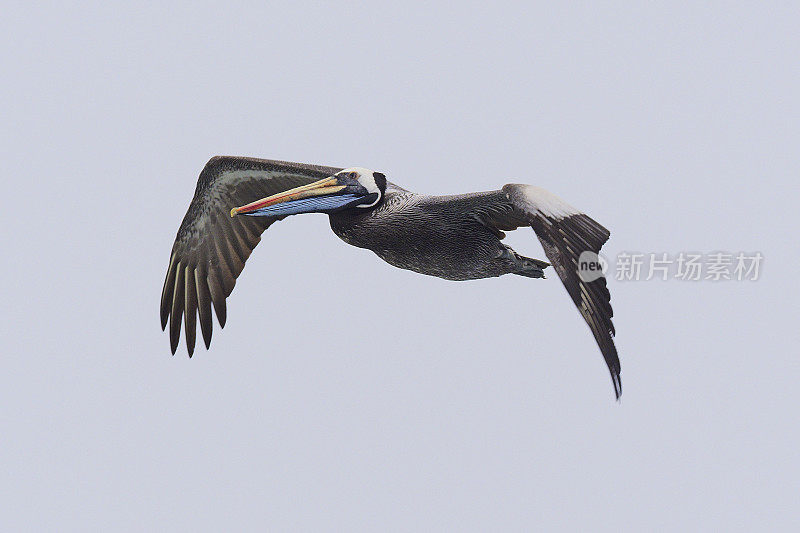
[[230, 207, 239, 217]]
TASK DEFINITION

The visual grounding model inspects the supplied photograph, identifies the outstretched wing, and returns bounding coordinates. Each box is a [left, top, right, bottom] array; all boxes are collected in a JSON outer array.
[[160, 156, 342, 355], [475, 184, 620, 399]]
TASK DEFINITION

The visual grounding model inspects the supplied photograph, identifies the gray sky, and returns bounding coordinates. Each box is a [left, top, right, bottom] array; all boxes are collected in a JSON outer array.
[[2, 2, 799, 530]]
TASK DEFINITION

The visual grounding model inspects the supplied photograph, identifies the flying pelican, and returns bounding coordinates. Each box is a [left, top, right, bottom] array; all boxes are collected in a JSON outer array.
[[160, 157, 621, 398]]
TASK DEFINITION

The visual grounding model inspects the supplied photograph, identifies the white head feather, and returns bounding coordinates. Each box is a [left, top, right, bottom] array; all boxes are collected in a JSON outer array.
[[336, 167, 382, 208]]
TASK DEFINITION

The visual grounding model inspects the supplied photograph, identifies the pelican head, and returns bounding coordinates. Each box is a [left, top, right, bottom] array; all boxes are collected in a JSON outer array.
[[231, 167, 387, 217]]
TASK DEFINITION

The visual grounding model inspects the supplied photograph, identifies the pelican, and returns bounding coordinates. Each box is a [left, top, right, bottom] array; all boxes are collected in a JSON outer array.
[[160, 157, 621, 398]]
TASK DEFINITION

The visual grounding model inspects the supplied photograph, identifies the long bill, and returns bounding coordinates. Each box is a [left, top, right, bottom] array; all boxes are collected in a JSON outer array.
[[230, 177, 346, 217]]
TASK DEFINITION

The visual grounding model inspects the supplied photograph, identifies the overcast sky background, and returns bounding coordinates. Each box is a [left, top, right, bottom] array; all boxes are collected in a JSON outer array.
[[2, 2, 799, 530]]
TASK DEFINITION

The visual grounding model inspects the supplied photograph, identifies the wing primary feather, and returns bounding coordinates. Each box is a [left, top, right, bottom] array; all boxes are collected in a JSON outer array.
[[169, 264, 185, 355], [207, 271, 227, 328], [207, 218, 240, 295], [184, 266, 197, 357], [219, 236, 245, 295], [196, 267, 213, 349], [211, 234, 237, 295], [160, 255, 177, 330], [219, 220, 248, 270]]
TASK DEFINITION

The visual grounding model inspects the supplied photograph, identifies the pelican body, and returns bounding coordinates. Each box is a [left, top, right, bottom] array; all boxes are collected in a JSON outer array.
[[161, 157, 621, 398], [331, 189, 552, 281]]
